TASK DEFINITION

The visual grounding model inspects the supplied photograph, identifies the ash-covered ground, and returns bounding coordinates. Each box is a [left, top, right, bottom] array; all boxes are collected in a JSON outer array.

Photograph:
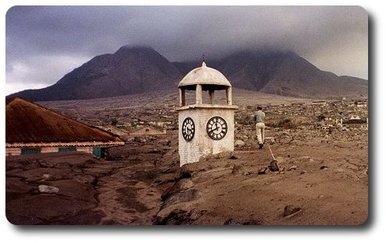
[[6, 92, 368, 225]]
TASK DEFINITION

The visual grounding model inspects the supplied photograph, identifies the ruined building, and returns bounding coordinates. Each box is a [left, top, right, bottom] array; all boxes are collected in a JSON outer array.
[[6, 97, 124, 157], [177, 61, 238, 166]]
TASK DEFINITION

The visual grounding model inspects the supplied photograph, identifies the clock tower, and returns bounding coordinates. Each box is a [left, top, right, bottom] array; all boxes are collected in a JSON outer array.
[[177, 61, 238, 166]]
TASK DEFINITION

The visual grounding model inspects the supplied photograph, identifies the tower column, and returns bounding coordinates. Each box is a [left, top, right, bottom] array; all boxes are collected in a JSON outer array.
[[226, 87, 232, 105], [196, 84, 202, 105], [209, 90, 214, 104], [179, 88, 186, 106]]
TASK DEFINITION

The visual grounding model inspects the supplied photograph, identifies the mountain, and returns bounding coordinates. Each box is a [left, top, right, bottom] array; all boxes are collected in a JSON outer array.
[[176, 50, 368, 98], [9, 46, 367, 101], [10, 46, 182, 101]]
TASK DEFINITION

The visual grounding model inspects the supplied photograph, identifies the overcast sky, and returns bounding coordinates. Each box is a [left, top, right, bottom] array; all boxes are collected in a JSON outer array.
[[6, 6, 368, 95]]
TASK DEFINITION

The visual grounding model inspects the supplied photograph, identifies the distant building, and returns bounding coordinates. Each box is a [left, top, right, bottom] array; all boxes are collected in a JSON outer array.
[[311, 100, 327, 106], [6, 97, 124, 157], [341, 115, 368, 129], [129, 126, 166, 136]]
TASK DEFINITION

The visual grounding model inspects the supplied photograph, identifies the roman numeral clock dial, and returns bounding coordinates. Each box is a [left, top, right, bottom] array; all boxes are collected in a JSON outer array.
[[206, 116, 227, 140], [182, 117, 195, 141]]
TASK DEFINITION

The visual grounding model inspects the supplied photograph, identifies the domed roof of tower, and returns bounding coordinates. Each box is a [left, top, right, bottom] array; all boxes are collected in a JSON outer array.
[[178, 62, 232, 88]]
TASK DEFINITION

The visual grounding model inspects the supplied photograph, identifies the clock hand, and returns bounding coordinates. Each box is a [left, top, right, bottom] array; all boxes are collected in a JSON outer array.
[[208, 124, 220, 133], [208, 127, 217, 133]]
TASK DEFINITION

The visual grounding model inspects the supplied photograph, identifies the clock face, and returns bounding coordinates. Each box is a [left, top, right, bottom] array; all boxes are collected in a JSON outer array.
[[182, 117, 195, 141], [206, 116, 227, 140]]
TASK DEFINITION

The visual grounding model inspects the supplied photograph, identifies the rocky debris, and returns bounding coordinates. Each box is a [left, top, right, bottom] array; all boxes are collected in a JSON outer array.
[[38, 185, 59, 194], [48, 180, 96, 201], [287, 165, 297, 171], [224, 218, 263, 225], [229, 153, 238, 160], [277, 132, 293, 144], [231, 164, 245, 175], [265, 137, 275, 145], [161, 181, 179, 201], [300, 170, 307, 174], [153, 208, 206, 225], [6, 194, 98, 224], [298, 156, 313, 163], [74, 174, 96, 184], [268, 160, 279, 172], [235, 139, 246, 147], [153, 209, 191, 225], [243, 170, 253, 176], [178, 168, 192, 180], [320, 165, 329, 170], [6, 152, 125, 224], [161, 176, 195, 202], [178, 178, 194, 190], [6, 177, 35, 194], [283, 205, 302, 217], [8, 167, 73, 182], [163, 189, 200, 209], [26, 94, 367, 225], [257, 167, 267, 175]]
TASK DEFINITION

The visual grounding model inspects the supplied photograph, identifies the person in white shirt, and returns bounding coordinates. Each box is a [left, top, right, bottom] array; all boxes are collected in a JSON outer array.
[[254, 106, 265, 149]]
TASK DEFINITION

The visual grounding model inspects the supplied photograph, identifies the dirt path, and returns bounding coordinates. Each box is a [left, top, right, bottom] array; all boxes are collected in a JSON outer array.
[[95, 164, 163, 224]]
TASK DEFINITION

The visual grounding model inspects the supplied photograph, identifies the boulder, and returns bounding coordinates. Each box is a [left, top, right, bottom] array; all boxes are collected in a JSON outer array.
[[42, 174, 51, 180], [38, 185, 59, 194], [178, 178, 194, 190], [229, 153, 238, 160], [287, 165, 297, 171], [257, 167, 267, 175], [235, 140, 246, 147], [283, 205, 302, 217], [320, 165, 328, 170], [268, 160, 279, 172]]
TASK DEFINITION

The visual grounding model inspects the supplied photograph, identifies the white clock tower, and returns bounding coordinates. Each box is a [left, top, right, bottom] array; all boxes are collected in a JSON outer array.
[[177, 61, 238, 166]]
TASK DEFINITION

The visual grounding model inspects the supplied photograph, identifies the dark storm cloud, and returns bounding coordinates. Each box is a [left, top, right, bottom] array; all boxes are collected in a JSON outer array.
[[6, 6, 368, 94]]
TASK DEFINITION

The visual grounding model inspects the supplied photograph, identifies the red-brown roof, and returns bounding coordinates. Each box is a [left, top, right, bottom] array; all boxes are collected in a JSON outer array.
[[6, 97, 123, 144]]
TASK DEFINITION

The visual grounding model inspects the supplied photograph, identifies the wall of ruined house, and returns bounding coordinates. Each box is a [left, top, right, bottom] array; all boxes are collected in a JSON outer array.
[[6, 146, 95, 157]]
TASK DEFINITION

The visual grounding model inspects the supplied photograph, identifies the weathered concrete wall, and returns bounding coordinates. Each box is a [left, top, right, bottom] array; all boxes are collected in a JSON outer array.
[[179, 107, 235, 166], [6, 148, 21, 156], [41, 147, 59, 153], [76, 147, 93, 154]]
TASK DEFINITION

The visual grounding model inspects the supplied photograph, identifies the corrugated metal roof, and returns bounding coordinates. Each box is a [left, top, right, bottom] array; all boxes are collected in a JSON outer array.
[[6, 97, 123, 144]]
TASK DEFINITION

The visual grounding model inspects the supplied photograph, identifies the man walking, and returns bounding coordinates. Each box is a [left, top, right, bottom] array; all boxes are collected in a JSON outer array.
[[254, 106, 265, 149]]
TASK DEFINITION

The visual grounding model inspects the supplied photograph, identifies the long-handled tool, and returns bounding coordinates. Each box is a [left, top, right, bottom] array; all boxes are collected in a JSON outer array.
[[267, 144, 279, 171], [268, 144, 276, 161]]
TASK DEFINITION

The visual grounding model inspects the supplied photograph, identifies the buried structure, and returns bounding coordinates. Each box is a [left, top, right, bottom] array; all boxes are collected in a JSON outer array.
[[6, 97, 124, 157], [177, 61, 238, 166]]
